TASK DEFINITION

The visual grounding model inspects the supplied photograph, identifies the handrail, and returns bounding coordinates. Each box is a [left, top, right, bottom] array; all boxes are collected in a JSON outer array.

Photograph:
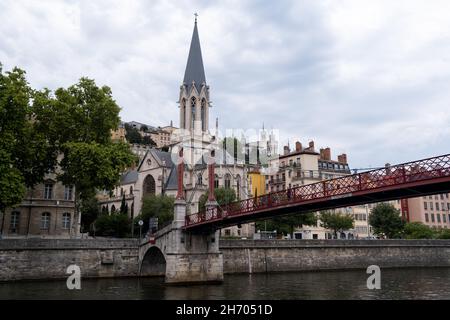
[[185, 154, 450, 228]]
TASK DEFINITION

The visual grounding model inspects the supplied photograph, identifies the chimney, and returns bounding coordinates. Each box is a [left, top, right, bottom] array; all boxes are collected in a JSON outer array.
[[308, 140, 314, 150], [324, 147, 331, 160], [320, 148, 325, 159], [295, 141, 302, 152], [283, 145, 290, 155], [338, 153, 347, 164]]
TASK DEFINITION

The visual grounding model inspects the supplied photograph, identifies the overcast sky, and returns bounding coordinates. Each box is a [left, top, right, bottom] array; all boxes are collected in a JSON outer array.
[[1, 0, 450, 169]]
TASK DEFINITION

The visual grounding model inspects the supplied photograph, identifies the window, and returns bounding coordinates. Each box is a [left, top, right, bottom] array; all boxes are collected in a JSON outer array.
[[436, 203, 440, 211], [437, 214, 441, 223], [41, 212, 51, 230], [443, 214, 447, 223], [430, 202, 434, 210], [424, 202, 428, 210], [44, 184, 53, 199], [64, 185, 73, 200], [62, 213, 71, 229], [224, 174, 231, 189], [214, 175, 219, 189], [130, 186, 133, 195], [441, 194, 444, 200], [191, 97, 196, 130], [197, 173, 203, 185], [431, 214, 435, 223], [225, 229, 231, 236], [425, 213, 429, 223], [10, 211, 20, 233], [181, 99, 186, 129], [442, 203, 445, 211], [201, 98, 206, 131]]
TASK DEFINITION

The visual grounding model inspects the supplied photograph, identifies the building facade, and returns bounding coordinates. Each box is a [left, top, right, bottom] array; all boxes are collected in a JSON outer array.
[[407, 194, 450, 229], [0, 173, 77, 238], [98, 19, 253, 238]]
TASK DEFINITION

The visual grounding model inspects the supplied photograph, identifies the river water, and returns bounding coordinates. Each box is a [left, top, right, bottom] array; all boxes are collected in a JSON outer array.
[[1, 267, 450, 300]]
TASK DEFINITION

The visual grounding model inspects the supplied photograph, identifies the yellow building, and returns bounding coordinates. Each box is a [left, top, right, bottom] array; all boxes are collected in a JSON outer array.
[[248, 168, 266, 197]]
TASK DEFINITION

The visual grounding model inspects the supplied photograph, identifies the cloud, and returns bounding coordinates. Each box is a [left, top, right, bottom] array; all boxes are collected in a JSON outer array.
[[1, 0, 449, 169]]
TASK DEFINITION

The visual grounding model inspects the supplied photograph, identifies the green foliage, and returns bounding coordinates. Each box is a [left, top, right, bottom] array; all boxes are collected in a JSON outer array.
[[0, 65, 54, 211], [33, 77, 121, 145], [403, 222, 434, 239], [255, 213, 318, 237], [59, 141, 136, 201], [435, 228, 450, 239], [369, 203, 405, 239], [142, 135, 157, 147], [120, 194, 128, 214], [198, 188, 237, 212], [94, 212, 130, 238], [80, 196, 100, 233], [125, 126, 142, 144], [135, 194, 175, 233], [319, 211, 354, 239]]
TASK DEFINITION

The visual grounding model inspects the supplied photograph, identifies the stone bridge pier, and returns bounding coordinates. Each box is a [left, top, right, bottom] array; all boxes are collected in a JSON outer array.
[[138, 199, 223, 284]]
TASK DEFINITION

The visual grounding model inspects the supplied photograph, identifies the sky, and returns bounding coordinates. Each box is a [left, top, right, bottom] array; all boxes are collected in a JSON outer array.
[[1, 0, 450, 169]]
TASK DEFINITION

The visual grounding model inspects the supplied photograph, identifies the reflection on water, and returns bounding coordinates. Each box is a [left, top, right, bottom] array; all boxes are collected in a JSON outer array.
[[1, 267, 450, 300]]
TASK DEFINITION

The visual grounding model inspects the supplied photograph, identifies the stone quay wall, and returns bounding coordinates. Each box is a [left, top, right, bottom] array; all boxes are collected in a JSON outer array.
[[0, 239, 139, 281], [1, 239, 450, 281], [220, 239, 450, 274]]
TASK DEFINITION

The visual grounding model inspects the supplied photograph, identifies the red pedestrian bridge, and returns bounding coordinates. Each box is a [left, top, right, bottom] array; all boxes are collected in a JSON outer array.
[[184, 154, 450, 231]]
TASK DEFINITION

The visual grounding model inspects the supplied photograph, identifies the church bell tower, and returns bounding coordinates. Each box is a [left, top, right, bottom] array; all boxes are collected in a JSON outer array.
[[179, 16, 210, 134]]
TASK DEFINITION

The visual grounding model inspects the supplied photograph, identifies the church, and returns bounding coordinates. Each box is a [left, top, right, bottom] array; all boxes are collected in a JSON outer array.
[[98, 18, 255, 238]]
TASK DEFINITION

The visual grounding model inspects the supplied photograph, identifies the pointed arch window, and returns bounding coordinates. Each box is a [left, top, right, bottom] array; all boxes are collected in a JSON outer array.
[[224, 174, 231, 189], [181, 98, 186, 129], [214, 174, 219, 189], [201, 98, 206, 131], [191, 97, 196, 130]]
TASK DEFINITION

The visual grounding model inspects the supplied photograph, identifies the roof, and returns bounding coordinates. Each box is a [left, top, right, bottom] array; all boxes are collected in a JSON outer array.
[[120, 170, 139, 184], [183, 21, 206, 93]]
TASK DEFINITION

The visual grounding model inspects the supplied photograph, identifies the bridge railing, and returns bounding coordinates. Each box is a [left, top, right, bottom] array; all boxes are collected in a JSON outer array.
[[185, 154, 450, 227]]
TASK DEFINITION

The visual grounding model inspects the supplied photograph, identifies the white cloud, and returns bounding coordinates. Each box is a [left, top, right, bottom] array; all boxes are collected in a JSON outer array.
[[1, 0, 449, 169]]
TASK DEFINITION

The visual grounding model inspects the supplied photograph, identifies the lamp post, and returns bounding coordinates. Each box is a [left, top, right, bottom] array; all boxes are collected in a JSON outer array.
[[138, 219, 143, 241]]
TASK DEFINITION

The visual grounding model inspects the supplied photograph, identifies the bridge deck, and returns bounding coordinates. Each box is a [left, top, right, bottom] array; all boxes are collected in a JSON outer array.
[[184, 154, 450, 232]]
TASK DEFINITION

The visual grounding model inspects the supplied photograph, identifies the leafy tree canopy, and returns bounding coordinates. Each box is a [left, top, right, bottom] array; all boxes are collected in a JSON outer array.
[[403, 222, 434, 239], [198, 188, 237, 212], [369, 203, 405, 239], [135, 194, 175, 233], [319, 211, 354, 239], [256, 212, 318, 237]]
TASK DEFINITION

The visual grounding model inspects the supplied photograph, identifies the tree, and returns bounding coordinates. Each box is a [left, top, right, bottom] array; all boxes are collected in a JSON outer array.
[[80, 196, 100, 233], [125, 127, 142, 144], [435, 228, 450, 239], [135, 194, 175, 233], [0, 66, 54, 213], [198, 188, 237, 212], [94, 212, 130, 238], [120, 194, 128, 214], [369, 203, 405, 239], [256, 213, 318, 238], [142, 135, 157, 147], [403, 222, 434, 239], [319, 211, 354, 239]]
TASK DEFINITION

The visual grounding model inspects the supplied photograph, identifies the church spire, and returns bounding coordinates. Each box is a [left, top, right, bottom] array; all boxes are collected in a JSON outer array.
[[183, 16, 206, 93]]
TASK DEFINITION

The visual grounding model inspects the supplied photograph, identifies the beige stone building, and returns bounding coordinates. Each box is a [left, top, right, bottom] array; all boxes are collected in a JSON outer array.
[[0, 174, 78, 238], [407, 194, 450, 229], [263, 141, 400, 239]]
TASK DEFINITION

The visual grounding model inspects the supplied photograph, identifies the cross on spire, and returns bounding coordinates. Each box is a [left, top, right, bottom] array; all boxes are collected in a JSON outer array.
[[194, 12, 198, 23]]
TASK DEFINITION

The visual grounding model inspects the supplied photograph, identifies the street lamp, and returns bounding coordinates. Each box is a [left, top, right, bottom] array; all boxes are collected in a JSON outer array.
[[138, 219, 143, 241]]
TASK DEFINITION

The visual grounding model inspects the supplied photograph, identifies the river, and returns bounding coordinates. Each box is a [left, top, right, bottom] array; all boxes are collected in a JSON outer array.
[[1, 267, 450, 299]]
